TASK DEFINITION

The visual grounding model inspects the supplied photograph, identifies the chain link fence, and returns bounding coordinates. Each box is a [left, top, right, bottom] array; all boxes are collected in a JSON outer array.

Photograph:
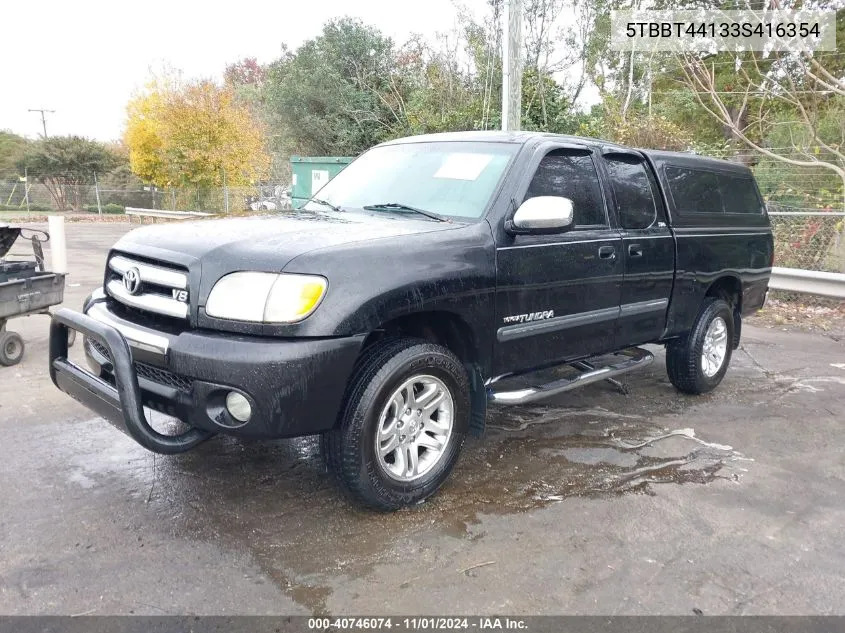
[[768, 207, 845, 274], [0, 174, 291, 217], [767, 205, 845, 306]]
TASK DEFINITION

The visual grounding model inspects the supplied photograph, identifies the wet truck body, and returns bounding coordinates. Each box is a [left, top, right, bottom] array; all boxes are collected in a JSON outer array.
[[49, 131, 773, 510]]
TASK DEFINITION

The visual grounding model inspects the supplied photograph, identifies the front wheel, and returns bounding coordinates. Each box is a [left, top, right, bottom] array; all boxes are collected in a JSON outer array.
[[666, 297, 734, 395], [322, 338, 470, 511]]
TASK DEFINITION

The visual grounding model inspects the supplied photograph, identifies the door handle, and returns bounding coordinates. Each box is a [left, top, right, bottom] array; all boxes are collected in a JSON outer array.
[[628, 244, 643, 257], [598, 245, 616, 260]]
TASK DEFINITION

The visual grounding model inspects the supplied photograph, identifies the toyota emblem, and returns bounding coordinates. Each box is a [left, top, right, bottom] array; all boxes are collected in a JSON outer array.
[[122, 267, 141, 295]]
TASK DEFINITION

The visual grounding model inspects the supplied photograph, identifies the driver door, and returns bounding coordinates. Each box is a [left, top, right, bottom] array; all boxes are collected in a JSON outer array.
[[493, 147, 623, 375]]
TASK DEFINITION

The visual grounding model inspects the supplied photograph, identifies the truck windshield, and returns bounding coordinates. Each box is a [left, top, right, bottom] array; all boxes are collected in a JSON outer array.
[[303, 141, 519, 219]]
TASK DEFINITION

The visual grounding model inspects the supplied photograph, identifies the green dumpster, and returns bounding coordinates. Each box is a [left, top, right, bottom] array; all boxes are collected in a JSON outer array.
[[290, 156, 353, 209]]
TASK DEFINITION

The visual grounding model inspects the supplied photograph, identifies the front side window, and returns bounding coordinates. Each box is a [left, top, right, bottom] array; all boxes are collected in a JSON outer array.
[[605, 156, 658, 230], [304, 141, 518, 219], [524, 151, 606, 227]]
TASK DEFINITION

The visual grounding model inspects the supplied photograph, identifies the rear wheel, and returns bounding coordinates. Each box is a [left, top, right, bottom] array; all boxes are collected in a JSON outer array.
[[323, 338, 470, 511], [666, 297, 734, 394], [0, 331, 25, 366]]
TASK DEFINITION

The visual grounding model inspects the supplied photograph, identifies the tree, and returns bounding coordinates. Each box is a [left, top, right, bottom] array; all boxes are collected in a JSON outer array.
[[657, 0, 844, 207], [124, 76, 271, 190], [15, 136, 119, 210], [264, 18, 407, 156], [224, 57, 267, 87], [0, 131, 30, 175], [679, 43, 845, 208], [224, 57, 269, 119]]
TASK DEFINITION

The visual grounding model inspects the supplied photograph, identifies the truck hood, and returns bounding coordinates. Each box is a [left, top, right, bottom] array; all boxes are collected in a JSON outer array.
[[113, 210, 464, 273]]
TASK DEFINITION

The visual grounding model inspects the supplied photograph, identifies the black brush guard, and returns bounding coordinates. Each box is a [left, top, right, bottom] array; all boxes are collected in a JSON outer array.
[[49, 308, 212, 454]]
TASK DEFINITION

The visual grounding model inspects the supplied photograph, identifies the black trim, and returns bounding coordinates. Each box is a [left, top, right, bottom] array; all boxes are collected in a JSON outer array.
[[619, 298, 669, 317]]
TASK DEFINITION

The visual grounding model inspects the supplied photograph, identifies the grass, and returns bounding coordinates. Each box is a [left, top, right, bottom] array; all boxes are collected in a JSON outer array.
[[0, 210, 43, 221]]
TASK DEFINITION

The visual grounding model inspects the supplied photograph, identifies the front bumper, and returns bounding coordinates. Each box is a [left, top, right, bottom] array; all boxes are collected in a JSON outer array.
[[49, 299, 365, 454]]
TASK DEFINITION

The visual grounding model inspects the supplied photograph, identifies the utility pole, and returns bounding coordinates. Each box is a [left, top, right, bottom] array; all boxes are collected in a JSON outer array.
[[501, 0, 523, 132], [24, 167, 31, 216], [28, 108, 55, 138], [93, 172, 103, 215]]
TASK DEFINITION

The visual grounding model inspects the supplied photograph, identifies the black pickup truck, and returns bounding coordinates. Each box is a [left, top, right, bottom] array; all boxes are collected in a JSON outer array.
[[49, 131, 773, 510]]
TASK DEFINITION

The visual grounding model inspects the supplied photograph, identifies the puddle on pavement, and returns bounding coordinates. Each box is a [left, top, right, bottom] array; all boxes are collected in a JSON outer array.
[[48, 364, 757, 615]]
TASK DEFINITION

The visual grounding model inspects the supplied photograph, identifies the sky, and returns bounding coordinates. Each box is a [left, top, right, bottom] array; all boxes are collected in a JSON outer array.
[[1, 0, 484, 142]]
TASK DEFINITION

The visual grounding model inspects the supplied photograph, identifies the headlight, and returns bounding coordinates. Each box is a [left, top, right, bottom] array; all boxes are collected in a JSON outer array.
[[206, 272, 327, 323]]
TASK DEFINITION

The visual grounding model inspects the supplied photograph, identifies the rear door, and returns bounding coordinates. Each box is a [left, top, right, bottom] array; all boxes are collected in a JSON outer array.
[[600, 150, 674, 347], [493, 146, 623, 375]]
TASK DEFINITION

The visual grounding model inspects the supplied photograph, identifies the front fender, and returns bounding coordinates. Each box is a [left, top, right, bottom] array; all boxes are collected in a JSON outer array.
[[280, 222, 497, 338]]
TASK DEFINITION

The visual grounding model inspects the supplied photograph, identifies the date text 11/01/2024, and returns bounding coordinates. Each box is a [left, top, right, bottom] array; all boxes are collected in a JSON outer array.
[[307, 618, 528, 630]]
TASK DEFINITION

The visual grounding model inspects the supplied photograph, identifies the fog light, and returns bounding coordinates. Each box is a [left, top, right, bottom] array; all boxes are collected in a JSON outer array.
[[226, 391, 252, 423]]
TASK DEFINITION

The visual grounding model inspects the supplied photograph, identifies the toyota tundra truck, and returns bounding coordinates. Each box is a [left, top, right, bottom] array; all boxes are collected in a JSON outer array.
[[48, 131, 773, 510]]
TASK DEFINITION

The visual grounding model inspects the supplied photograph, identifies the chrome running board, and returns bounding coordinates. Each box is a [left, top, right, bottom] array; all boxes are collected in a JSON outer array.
[[487, 347, 654, 405]]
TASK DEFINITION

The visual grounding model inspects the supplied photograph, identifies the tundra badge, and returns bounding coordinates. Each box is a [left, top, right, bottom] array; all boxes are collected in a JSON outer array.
[[503, 310, 554, 324]]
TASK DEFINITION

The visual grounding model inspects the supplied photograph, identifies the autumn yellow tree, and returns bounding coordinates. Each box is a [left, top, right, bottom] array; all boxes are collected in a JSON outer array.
[[124, 76, 270, 189]]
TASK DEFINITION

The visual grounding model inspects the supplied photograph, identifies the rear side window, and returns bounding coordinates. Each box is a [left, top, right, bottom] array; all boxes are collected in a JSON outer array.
[[720, 175, 764, 214], [665, 166, 723, 214], [604, 156, 658, 229], [666, 166, 763, 215], [525, 151, 606, 227]]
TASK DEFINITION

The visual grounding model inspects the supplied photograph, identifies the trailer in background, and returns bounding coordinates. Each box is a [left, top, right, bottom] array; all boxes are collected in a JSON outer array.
[[0, 224, 73, 366]]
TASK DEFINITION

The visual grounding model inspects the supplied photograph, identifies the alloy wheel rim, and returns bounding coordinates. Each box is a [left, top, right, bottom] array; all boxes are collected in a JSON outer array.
[[701, 316, 728, 378], [375, 374, 454, 482]]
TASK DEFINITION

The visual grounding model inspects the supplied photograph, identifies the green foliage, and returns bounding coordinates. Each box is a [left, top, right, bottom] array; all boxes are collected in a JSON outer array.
[[261, 14, 586, 156], [521, 68, 574, 133], [17, 136, 118, 179], [264, 18, 404, 156], [0, 131, 30, 174], [0, 203, 51, 212], [84, 203, 125, 214]]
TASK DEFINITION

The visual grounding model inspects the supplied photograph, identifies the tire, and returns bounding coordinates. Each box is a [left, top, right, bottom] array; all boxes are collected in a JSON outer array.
[[666, 297, 734, 395], [323, 337, 470, 511], [0, 331, 25, 367]]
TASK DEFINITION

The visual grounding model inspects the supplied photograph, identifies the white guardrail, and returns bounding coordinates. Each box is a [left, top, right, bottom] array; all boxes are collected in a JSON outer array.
[[125, 207, 214, 223], [770, 267, 845, 299]]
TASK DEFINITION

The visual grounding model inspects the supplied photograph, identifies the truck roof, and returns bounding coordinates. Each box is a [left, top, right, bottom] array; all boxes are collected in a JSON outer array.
[[642, 149, 754, 176], [380, 130, 753, 176], [380, 130, 605, 147]]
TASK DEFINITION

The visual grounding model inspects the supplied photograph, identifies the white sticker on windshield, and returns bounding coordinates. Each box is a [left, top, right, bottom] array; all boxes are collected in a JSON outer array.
[[433, 154, 494, 181]]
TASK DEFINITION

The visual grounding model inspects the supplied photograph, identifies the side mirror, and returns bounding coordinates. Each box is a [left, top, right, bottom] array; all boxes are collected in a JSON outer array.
[[505, 196, 574, 235]]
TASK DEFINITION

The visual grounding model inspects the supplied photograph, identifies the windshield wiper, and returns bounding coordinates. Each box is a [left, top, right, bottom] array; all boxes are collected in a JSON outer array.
[[362, 202, 449, 223], [294, 196, 343, 213]]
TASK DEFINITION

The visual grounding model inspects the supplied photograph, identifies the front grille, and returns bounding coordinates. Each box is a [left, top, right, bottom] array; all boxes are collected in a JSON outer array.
[[105, 253, 190, 320], [88, 337, 110, 360], [85, 338, 193, 392], [135, 362, 193, 392]]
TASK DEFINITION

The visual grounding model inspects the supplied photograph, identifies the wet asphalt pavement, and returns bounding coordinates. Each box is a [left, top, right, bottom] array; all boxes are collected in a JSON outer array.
[[1, 222, 844, 615]]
